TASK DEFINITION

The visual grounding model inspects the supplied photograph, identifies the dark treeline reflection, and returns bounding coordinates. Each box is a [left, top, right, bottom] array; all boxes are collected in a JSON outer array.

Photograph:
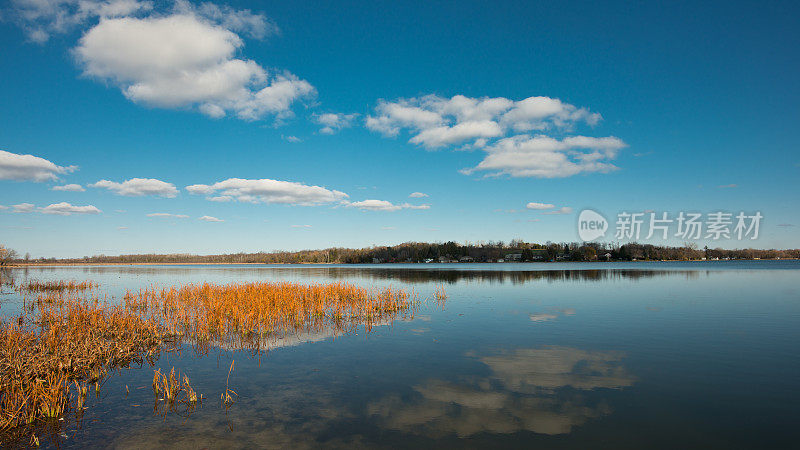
[[14, 266, 703, 285]]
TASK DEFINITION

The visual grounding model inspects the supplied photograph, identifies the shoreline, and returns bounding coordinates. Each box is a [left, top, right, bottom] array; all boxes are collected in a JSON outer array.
[[5, 259, 797, 268]]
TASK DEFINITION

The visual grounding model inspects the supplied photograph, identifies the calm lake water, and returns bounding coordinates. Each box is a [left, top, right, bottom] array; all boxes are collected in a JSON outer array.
[[1, 261, 799, 449]]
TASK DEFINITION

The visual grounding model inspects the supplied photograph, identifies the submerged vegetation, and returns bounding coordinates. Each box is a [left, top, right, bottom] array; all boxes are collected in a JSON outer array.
[[0, 280, 426, 439], [16, 280, 98, 293]]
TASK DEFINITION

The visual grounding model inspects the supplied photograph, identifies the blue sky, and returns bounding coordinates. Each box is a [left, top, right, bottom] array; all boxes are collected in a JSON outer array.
[[1, 0, 798, 258]]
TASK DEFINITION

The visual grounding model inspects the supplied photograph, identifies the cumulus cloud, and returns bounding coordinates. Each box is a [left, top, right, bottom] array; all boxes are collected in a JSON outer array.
[[409, 192, 428, 198], [186, 178, 348, 205], [0, 149, 77, 182], [198, 215, 223, 222], [91, 178, 178, 197], [462, 135, 626, 178], [366, 94, 602, 149], [345, 200, 430, 212], [410, 120, 503, 148], [69, 5, 313, 120], [39, 202, 101, 215], [526, 202, 555, 210], [499, 96, 601, 132], [146, 212, 188, 218], [314, 112, 358, 134], [365, 94, 624, 177], [52, 183, 85, 191]]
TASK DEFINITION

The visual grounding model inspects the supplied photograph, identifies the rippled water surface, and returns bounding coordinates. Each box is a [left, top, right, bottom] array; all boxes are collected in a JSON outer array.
[[1, 261, 799, 449]]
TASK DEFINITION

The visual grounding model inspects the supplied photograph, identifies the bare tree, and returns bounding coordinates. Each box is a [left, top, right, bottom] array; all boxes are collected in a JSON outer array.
[[0, 245, 19, 266]]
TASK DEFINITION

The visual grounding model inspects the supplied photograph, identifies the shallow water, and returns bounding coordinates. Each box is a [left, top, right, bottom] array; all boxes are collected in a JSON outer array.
[[1, 261, 799, 449]]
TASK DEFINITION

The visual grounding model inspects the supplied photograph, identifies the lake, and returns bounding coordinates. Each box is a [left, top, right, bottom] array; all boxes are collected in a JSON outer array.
[[1, 261, 798, 449]]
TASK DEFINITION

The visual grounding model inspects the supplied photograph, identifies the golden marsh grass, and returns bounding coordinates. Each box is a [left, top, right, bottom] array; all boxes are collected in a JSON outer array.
[[1, 280, 431, 434]]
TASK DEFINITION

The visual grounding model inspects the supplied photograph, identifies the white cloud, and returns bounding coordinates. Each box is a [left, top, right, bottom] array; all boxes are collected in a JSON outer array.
[[52, 183, 85, 191], [282, 135, 302, 143], [10, 0, 154, 43], [146, 213, 188, 218], [409, 120, 503, 148], [314, 112, 358, 134], [409, 192, 429, 198], [186, 178, 348, 205], [198, 215, 223, 222], [365, 99, 443, 137], [0, 205, 7, 210], [0, 149, 76, 182], [39, 202, 101, 215], [542, 207, 573, 215], [291, 224, 311, 228], [366, 94, 624, 177], [463, 135, 626, 178], [529, 313, 558, 322], [73, 9, 314, 121], [91, 178, 178, 197], [500, 96, 601, 132], [174, 0, 277, 40], [12, 203, 36, 213], [366, 94, 603, 149], [346, 200, 430, 212], [526, 202, 555, 210], [208, 195, 233, 202], [12, 0, 276, 43]]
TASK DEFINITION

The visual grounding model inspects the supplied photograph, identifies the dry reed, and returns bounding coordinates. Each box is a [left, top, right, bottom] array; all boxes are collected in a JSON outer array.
[[1, 280, 430, 434]]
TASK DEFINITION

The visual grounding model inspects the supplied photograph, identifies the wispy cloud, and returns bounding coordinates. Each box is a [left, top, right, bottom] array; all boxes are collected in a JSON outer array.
[[187, 178, 347, 205], [345, 199, 430, 212], [11, 203, 35, 213], [526, 202, 571, 215], [52, 183, 85, 192], [314, 112, 358, 134], [282, 135, 302, 143], [542, 206, 573, 215], [198, 215, 224, 222], [147, 213, 188, 219], [526, 202, 556, 210]]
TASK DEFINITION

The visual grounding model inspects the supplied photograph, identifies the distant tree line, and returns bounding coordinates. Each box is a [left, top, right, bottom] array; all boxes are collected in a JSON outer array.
[[5, 241, 800, 265]]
